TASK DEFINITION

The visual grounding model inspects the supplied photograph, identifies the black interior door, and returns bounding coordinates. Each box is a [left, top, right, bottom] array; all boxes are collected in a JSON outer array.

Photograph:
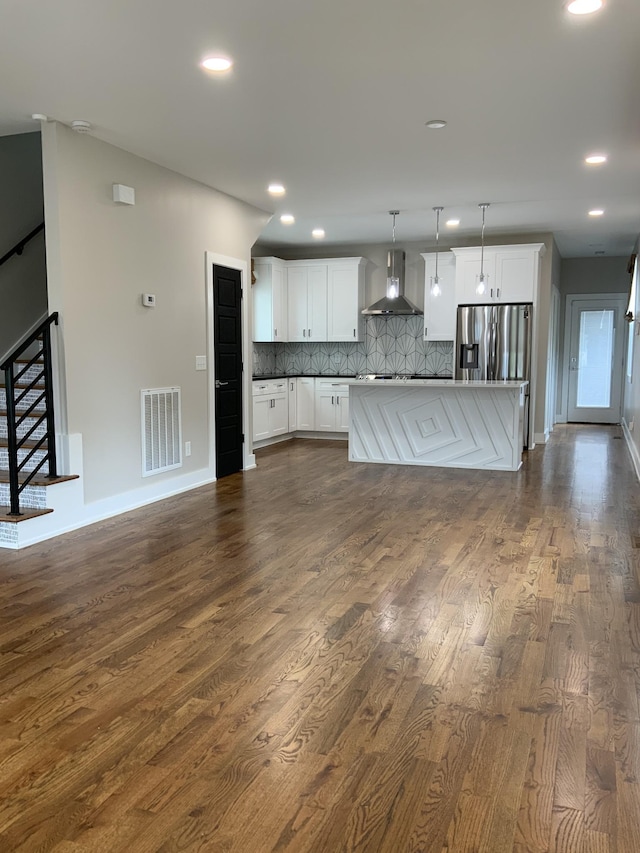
[[213, 264, 243, 477]]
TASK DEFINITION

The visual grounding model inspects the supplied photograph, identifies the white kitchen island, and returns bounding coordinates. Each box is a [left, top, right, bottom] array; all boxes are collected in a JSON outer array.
[[349, 378, 528, 472]]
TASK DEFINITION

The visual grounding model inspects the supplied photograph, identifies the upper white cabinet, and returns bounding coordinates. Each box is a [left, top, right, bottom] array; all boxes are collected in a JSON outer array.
[[252, 256, 366, 342], [252, 257, 287, 342], [451, 244, 545, 305], [287, 263, 328, 342], [326, 258, 366, 342], [421, 251, 456, 341]]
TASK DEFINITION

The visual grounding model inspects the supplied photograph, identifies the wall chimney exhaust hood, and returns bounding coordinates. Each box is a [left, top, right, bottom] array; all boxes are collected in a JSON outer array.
[[362, 211, 423, 316]]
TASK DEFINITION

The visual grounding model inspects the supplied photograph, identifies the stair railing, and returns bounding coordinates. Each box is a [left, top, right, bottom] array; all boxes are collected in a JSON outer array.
[[0, 222, 45, 269], [1, 312, 59, 516]]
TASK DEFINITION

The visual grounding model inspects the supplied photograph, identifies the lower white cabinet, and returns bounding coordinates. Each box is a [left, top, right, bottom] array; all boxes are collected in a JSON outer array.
[[315, 380, 350, 432], [287, 378, 297, 432], [252, 380, 288, 442], [296, 377, 315, 430]]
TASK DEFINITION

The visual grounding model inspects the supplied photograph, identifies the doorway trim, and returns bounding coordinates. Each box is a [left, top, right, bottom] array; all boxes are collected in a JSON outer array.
[[560, 291, 627, 424], [205, 251, 256, 474]]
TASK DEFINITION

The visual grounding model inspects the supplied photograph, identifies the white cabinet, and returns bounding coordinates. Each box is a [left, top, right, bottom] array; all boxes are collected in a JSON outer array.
[[296, 377, 315, 430], [326, 258, 366, 342], [315, 379, 350, 432], [451, 244, 545, 305], [421, 251, 456, 341], [252, 380, 288, 442], [287, 378, 297, 432], [286, 263, 328, 341], [493, 247, 540, 303], [252, 258, 287, 342], [252, 256, 366, 342], [453, 249, 497, 305]]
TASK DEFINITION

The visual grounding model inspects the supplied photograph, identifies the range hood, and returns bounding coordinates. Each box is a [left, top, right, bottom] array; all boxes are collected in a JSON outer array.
[[362, 249, 423, 315]]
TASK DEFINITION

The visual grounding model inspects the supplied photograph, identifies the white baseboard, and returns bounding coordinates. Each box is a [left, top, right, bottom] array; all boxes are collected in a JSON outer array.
[[7, 433, 219, 549], [622, 418, 640, 483], [534, 430, 550, 445]]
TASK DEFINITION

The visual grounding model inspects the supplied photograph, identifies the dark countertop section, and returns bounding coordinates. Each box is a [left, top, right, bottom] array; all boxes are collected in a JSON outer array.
[[252, 373, 451, 380]]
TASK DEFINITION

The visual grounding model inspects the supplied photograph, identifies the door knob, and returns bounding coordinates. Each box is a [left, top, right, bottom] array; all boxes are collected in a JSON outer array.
[[215, 380, 229, 388]]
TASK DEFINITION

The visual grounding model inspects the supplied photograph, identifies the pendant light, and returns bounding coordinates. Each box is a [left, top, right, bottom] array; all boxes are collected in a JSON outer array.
[[477, 203, 490, 296], [387, 210, 400, 298], [431, 206, 444, 297]]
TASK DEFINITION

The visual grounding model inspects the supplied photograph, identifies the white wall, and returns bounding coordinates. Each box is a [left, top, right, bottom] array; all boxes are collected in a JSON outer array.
[[0, 132, 48, 359], [42, 122, 269, 506], [622, 241, 640, 474]]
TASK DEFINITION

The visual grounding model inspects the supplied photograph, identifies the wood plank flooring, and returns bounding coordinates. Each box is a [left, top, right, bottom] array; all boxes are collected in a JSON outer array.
[[0, 424, 639, 852]]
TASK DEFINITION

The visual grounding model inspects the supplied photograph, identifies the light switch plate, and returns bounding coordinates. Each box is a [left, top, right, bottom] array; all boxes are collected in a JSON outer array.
[[195, 356, 207, 371]]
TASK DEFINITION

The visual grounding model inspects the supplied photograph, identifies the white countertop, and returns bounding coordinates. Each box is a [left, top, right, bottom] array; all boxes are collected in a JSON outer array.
[[351, 378, 528, 389]]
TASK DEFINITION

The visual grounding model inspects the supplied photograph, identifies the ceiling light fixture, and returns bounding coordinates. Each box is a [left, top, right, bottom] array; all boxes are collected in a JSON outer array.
[[268, 183, 286, 195], [280, 214, 295, 225], [201, 56, 233, 72], [446, 218, 460, 227], [588, 209, 604, 216], [585, 154, 607, 164], [312, 228, 325, 239], [425, 119, 447, 129], [566, 0, 604, 14], [431, 207, 444, 297], [70, 120, 92, 133], [477, 203, 490, 295]]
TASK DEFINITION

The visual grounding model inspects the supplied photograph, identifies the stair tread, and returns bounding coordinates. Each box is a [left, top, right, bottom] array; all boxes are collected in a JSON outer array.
[[0, 473, 78, 486], [0, 505, 54, 523], [0, 437, 47, 449]]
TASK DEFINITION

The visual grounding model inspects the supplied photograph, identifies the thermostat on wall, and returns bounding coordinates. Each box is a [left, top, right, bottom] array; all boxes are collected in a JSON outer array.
[[142, 293, 156, 308]]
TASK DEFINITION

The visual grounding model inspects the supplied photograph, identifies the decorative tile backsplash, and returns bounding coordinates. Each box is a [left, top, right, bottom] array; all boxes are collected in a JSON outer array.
[[253, 315, 453, 377]]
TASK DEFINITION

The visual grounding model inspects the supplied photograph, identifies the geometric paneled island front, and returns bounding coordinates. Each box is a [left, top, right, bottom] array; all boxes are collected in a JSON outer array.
[[349, 379, 528, 472]]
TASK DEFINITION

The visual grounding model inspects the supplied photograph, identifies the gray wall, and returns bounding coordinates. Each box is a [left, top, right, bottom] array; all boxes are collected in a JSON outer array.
[[0, 132, 47, 359], [42, 122, 269, 504]]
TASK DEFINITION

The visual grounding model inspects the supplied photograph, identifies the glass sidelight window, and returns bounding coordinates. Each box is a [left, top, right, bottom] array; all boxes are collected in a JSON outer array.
[[576, 309, 614, 408]]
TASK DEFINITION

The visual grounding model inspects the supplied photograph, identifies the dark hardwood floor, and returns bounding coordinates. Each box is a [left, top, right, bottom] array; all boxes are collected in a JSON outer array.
[[0, 425, 639, 852]]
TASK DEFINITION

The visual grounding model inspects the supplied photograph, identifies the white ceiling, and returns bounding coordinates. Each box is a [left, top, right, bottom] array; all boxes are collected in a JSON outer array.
[[0, 0, 638, 257]]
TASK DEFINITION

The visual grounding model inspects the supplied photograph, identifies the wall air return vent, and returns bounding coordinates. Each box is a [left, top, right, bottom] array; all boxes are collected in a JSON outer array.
[[141, 387, 182, 477]]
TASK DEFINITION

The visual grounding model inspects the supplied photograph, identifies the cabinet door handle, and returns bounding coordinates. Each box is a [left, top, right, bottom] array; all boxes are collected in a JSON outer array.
[[303, 328, 306, 337], [308, 328, 311, 337], [353, 328, 356, 337], [490, 288, 493, 298], [290, 382, 294, 391], [337, 396, 340, 406], [331, 396, 334, 405], [424, 326, 427, 336], [497, 288, 501, 298]]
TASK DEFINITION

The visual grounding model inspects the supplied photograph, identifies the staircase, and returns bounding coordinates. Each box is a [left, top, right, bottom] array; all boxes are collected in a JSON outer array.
[[0, 315, 77, 548]]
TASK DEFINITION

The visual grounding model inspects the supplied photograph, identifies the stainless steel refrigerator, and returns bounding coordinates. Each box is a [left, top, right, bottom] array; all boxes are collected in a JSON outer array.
[[455, 303, 532, 447]]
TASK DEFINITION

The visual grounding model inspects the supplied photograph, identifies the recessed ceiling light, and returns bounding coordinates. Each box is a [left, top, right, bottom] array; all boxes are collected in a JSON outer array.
[[312, 228, 325, 239], [280, 214, 295, 225], [425, 119, 447, 129], [566, 0, 603, 14], [268, 183, 286, 196], [201, 56, 233, 72], [588, 209, 604, 216], [446, 218, 460, 227], [585, 154, 607, 164]]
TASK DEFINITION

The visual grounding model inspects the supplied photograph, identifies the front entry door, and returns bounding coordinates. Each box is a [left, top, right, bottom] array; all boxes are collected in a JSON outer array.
[[567, 296, 625, 424], [213, 264, 243, 477]]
